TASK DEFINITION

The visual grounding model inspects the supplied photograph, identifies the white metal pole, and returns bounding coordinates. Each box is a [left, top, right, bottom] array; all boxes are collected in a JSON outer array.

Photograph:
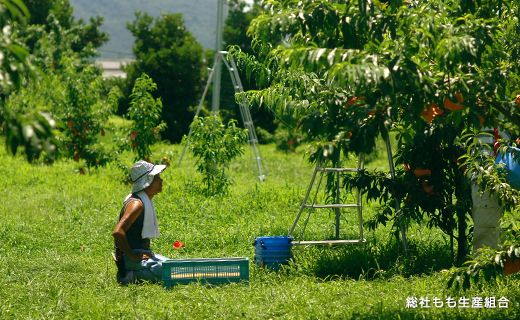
[[177, 54, 221, 166], [211, 0, 225, 113]]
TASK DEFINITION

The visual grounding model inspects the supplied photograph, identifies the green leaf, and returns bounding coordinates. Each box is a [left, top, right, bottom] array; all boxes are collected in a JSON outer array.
[[2, 0, 29, 22], [447, 273, 455, 288], [7, 44, 29, 61], [484, 267, 492, 282], [473, 269, 480, 284], [462, 273, 470, 290]]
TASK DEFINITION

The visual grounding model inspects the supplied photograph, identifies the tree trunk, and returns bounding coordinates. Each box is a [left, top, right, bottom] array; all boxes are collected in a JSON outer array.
[[454, 167, 471, 265], [456, 208, 468, 265]]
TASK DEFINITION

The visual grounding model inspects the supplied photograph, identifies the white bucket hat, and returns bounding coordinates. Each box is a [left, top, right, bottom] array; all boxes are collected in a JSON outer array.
[[130, 160, 167, 193]]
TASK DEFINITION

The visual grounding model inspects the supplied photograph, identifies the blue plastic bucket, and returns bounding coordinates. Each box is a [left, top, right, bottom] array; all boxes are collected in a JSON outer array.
[[253, 236, 293, 270]]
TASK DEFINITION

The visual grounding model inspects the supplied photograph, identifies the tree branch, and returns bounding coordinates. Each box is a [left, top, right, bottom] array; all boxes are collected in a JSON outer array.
[[490, 101, 520, 126]]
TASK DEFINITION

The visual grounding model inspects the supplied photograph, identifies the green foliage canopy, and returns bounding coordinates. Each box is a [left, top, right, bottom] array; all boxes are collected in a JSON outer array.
[[221, 0, 276, 137], [5, 57, 118, 166], [125, 12, 205, 143], [234, 0, 520, 263], [22, 0, 108, 59], [126, 73, 166, 161], [188, 115, 248, 195], [1, 0, 110, 163], [0, 0, 32, 94], [0, 0, 56, 162]]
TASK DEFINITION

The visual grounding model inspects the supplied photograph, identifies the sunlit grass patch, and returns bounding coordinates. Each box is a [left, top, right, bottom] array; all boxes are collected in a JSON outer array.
[[0, 140, 518, 319]]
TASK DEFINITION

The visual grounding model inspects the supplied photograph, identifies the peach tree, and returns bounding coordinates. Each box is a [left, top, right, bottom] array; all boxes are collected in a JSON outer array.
[[0, 0, 57, 162], [125, 73, 166, 161], [188, 115, 248, 196], [233, 0, 519, 263]]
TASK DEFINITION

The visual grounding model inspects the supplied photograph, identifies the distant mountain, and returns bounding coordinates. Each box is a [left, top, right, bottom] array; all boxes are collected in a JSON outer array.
[[69, 0, 222, 59]]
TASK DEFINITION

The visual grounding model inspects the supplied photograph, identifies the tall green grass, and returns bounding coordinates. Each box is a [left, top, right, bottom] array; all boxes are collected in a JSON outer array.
[[0, 140, 518, 319]]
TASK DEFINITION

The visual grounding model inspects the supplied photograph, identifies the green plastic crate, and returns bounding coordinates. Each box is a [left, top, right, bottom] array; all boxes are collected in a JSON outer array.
[[162, 257, 249, 288]]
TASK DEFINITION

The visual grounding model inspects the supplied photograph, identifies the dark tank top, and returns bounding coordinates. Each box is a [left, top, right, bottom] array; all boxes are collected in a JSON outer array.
[[117, 194, 150, 250]]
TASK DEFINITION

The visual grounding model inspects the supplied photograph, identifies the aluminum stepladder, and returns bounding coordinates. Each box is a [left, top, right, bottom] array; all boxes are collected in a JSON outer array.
[[289, 155, 366, 246], [178, 51, 266, 181], [288, 132, 409, 253]]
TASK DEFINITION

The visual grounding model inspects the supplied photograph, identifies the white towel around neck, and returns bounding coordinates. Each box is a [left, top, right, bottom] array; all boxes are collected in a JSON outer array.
[[124, 191, 160, 239]]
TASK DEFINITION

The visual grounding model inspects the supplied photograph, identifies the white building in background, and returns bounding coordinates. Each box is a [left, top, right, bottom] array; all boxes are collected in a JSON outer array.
[[96, 59, 133, 79]]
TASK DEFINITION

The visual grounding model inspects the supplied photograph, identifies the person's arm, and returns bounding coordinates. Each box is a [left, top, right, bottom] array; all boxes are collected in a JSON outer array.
[[112, 200, 147, 262]]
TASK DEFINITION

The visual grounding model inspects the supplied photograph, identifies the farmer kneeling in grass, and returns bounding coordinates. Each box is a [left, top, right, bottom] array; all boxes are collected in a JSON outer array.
[[112, 160, 169, 284]]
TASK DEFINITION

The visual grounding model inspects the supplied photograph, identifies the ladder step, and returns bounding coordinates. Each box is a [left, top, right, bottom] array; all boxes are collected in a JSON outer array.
[[304, 204, 360, 209], [317, 167, 360, 172], [292, 239, 366, 246]]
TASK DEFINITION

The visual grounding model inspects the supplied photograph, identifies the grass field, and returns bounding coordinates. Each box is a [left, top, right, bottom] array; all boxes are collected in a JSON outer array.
[[0, 139, 518, 319]]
